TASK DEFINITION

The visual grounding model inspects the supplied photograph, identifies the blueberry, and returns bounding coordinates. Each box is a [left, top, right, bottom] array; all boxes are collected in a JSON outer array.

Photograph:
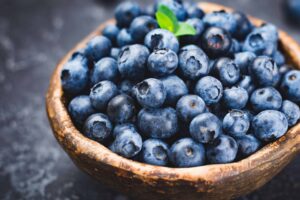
[[90, 81, 119, 111], [280, 100, 300, 126], [117, 29, 134, 47], [141, 139, 169, 166], [250, 87, 282, 112], [206, 134, 238, 164], [232, 11, 253, 40], [83, 113, 112, 142], [118, 44, 150, 81], [273, 51, 285, 67], [144, 29, 179, 53], [228, 39, 241, 55], [195, 76, 223, 105], [252, 110, 288, 142], [129, 15, 158, 43], [110, 126, 142, 158], [133, 78, 166, 108], [118, 80, 134, 95], [157, 0, 187, 21], [281, 70, 300, 102], [223, 87, 249, 109], [176, 95, 206, 123], [68, 95, 96, 127], [138, 107, 178, 139], [284, 0, 300, 23], [223, 110, 250, 138], [184, 2, 204, 19], [236, 134, 261, 158], [114, 1, 141, 28], [85, 36, 112, 62], [234, 51, 256, 74], [256, 23, 279, 43], [147, 48, 178, 77], [102, 24, 120, 45], [160, 75, 188, 106], [181, 18, 205, 44], [90, 58, 119, 85], [113, 123, 136, 138], [178, 47, 210, 80], [236, 75, 256, 94], [201, 27, 232, 58], [107, 94, 136, 123], [213, 58, 240, 86], [190, 112, 222, 143], [61, 54, 89, 95], [249, 56, 280, 87], [203, 11, 237, 34], [110, 48, 120, 60], [169, 138, 205, 167]]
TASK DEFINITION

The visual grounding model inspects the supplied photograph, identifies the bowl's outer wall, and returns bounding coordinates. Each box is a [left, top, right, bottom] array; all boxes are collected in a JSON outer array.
[[46, 2, 300, 200]]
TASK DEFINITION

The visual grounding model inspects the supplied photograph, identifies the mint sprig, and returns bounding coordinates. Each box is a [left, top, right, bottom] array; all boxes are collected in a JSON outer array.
[[155, 4, 196, 37]]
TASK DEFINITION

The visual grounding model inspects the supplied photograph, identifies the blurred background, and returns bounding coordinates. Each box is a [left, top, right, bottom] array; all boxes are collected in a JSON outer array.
[[0, 0, 299, 199]]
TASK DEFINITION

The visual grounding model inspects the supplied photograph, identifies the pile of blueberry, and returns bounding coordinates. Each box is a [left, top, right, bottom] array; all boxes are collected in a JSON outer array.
[[61, 0, 300, 167]]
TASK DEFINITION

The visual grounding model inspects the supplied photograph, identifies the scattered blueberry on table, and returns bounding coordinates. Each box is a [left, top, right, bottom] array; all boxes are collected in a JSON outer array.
[[61, 0, 300, 168]]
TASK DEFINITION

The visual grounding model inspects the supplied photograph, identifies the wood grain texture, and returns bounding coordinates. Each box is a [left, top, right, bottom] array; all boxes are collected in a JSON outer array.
[[46, 2, 300, 200]]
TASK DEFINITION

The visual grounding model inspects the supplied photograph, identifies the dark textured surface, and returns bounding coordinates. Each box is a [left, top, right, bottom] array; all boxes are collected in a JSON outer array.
[[0, 0, 299, 199]]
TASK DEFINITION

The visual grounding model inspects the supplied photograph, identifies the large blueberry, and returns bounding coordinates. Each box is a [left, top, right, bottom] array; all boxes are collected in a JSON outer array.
[[114, 1, 141, 27], [249, 56, 280, 87], [184, 2, 204, 19], [243, 31, 276, 56], [176, 95, 206, 123], [147, 48, 178, 77], [280, 100, 300, 126], [118, 44, 149, 81], [113, 123, 136, 138], [90, 81, 119, 111], [138, 107, 178, 139], [201, 27, 232, 58], [157, 0, 187, 21], [181, 18, 205, 44], [252, 110, 288, 142], [236, 75, 256, 94], [141, 139, 169, 166], [213, 57, 240, 86], [280, 70, 300, 102], [61, 54, 89, 95], [68, 95, 96, 127], [160, 75, 188, 106], [169, 138, 205, 167], [223, 110, 250, 138], [250, 87, 282, 112], [102, 24, 120, 45], [83, 113, 112, 142], [85, 36, 112, 62], [189, 112, 222, 143], [107, 94, 136, 123], [144, 29, 179, 53], [90, 57, 119, 85], [203, 11, 237, 34], [129, 15, 158, 43], [234, 51, 256, 74], [133, 78, 166, 108], [178, 47, 210, 80], [110, 126, 142, 158], [236, 134, 261, 158], [194, 76, 223, 105], [117, 29, 134, 47], [206, 134, 238, 164], [232, 11, 253, 40], [223, 87, 249, 109]]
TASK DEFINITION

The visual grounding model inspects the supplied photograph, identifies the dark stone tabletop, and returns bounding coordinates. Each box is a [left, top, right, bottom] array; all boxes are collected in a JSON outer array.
[[0, 0, 299, 199]]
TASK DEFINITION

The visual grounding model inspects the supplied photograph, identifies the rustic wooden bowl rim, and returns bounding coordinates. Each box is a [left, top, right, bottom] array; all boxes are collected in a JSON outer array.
[[46, 2, 300, 184]]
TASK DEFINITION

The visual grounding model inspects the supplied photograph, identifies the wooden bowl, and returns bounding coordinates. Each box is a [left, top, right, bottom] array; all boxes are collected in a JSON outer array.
[[46, 2, 300, 200]]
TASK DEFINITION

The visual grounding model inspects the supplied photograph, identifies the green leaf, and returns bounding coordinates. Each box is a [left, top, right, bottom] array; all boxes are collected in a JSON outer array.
[[175, 22, 197, 37], [157, 4, 179, 31], [155, 11, 174, 32]]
